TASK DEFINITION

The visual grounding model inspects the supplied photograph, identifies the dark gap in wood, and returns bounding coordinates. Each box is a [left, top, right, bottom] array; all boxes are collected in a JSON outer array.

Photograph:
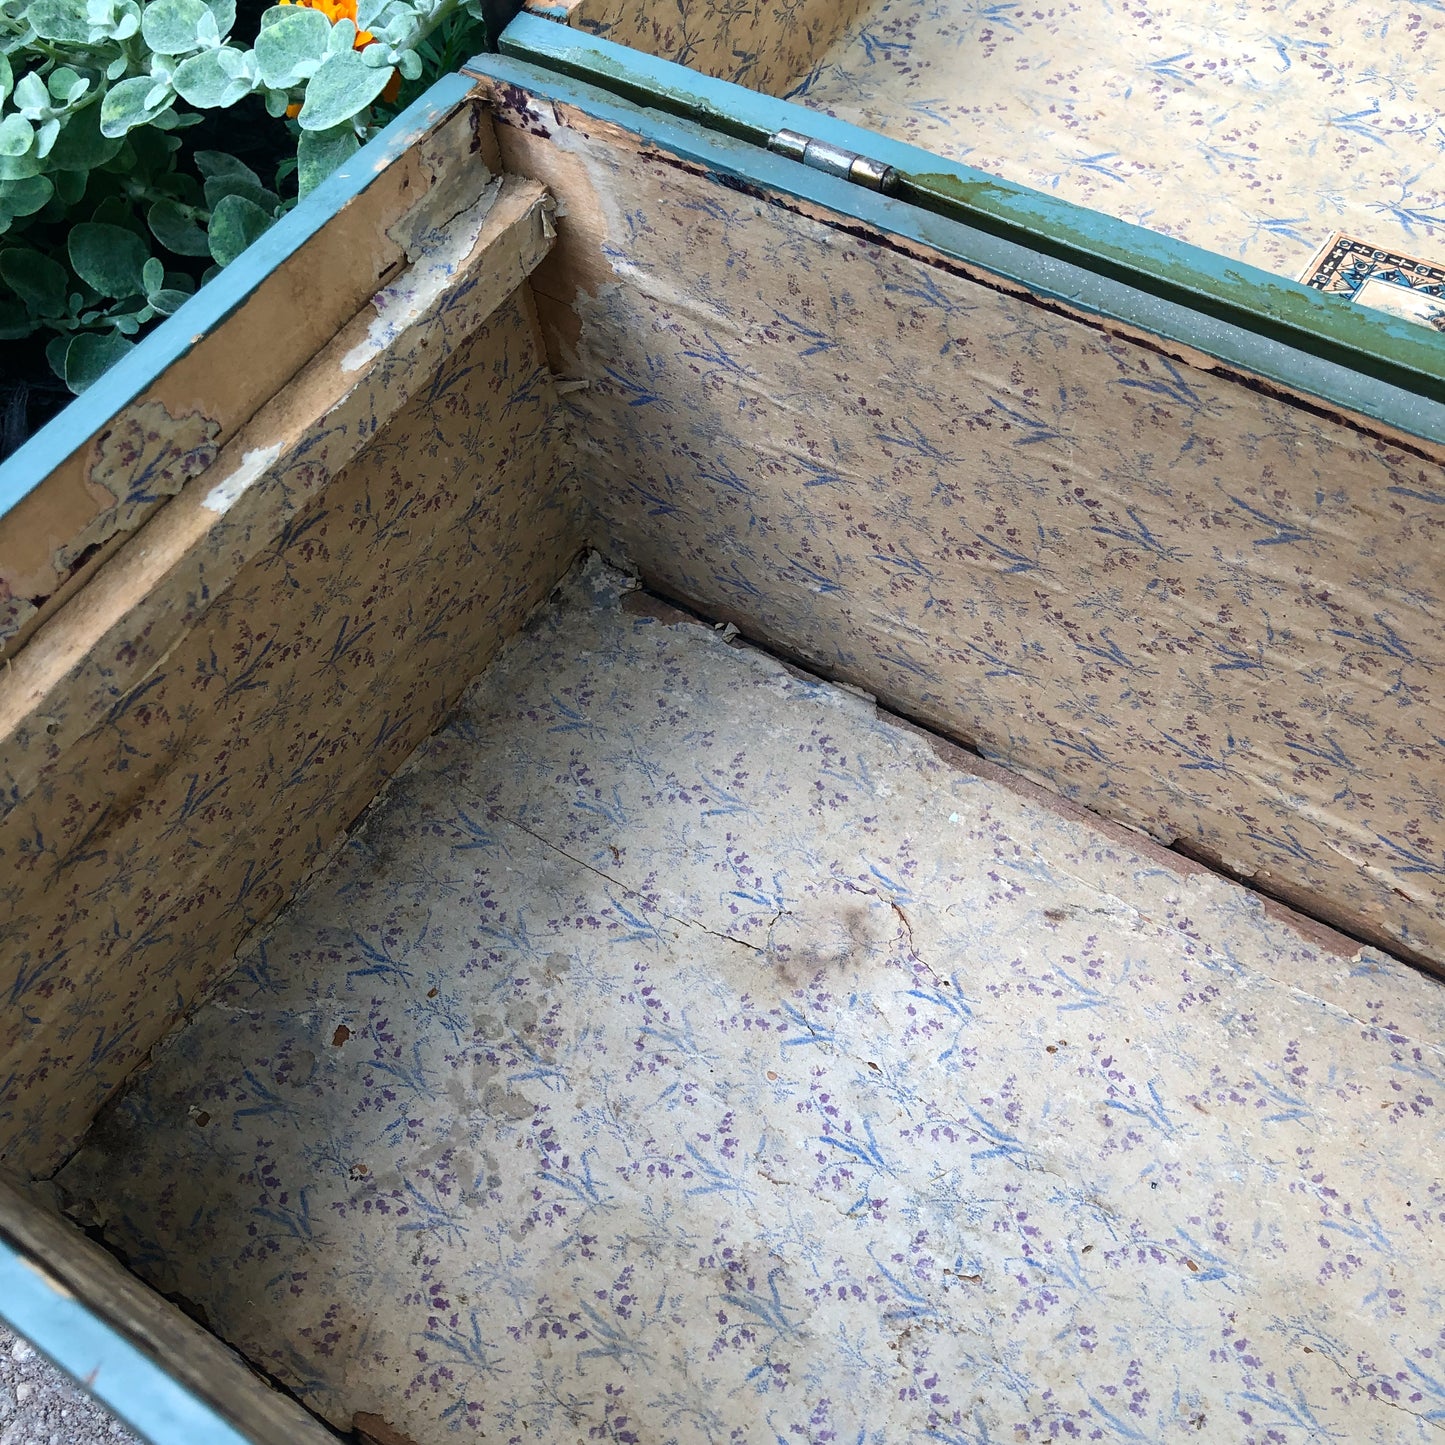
[[56, 1213, 349, 1441]]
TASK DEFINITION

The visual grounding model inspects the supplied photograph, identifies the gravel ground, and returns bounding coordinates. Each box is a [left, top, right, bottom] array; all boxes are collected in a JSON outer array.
[[0, 1325, 139, 1445]]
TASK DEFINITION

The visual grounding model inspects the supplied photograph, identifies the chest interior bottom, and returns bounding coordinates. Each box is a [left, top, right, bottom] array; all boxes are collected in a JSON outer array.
[[51, 557, 1445, 1445]]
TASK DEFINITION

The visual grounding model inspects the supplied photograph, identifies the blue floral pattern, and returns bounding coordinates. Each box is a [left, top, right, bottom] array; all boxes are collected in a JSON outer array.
[[489, 107, 1445, 968], [57, 560, 1445, 1445], [554, 0, 872, 96], [785, 0, 1445, 278], [0, 184, 577, 1179]]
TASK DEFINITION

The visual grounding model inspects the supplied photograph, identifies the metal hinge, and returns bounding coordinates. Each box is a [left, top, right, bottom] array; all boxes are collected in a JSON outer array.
[[767, 129, 896, 194]]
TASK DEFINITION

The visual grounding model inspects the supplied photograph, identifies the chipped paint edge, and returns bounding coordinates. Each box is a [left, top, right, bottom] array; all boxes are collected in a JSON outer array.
[[0, 1235, 258, 1445], [0, 72, 479, 526]]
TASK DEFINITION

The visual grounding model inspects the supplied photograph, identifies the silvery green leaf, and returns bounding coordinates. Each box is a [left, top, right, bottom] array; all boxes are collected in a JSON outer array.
[[100, 74, 173, 136], [326, 18, 356, 54], [12, 72, 48, 115], [1, 174, 53, 217], [360, 44, 391, 67], [369, 14, 407, 44], [196, 150, 275, 209], [297, 123, 357, 196], [296, 47, 391, 131], [27, 0, 91, 43], [172, 46, 252, 106], [204, 0, 235, 32], [207, 191, 272, 265], [147, 196, 211, 254], [57, 170, 87, 207], [0, 247, 67, 315], [262, 86, 290, 117], [46, 333, 73, 380], [34, 117, 60, 157], [216, 44, 251, 79], [0, 55, 11, 104], [0, 114, 31, 157], [141, 255, 164, 293], [147, 285, 191, 315], [68, 219, 148, 297], [140, 0, 210, 55], [396, 47, 421, 80], [47, 67, 88, 102], [53, 168, 86, 203], [195, 7, 219, 45], [109, 4, 141, 38], [106, 55, 129, 79], [253, 6, 330, 88], [0, 150, 43, 180], [143, 81, 172, 108]]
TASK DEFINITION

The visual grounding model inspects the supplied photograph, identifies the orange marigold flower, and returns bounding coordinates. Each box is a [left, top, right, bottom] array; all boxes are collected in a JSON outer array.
[[278, 0, 375, 47]]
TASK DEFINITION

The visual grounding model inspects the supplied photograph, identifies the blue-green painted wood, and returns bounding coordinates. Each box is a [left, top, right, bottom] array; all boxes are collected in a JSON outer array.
[[0, 1239, 256, 1445], [498, 11, 1445, 421], [0, 72, 477, 526]]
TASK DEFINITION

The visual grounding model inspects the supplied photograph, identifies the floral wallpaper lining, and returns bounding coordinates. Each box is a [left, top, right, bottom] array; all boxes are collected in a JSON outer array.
[[489, 105, 1445, 970], [790, 0, 1445, 279], [0, 275, 581, 1178], [56, 558, 1445, 1445], [541, 0, 873, 97]]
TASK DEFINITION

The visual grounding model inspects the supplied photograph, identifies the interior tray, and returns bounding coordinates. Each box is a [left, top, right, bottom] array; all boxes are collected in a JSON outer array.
[[54, 559, 1445, 1445]]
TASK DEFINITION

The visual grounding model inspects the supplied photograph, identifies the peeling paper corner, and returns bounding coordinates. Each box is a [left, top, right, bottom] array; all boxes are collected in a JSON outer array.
[[343, 180, 504, 375], [203, 442, 284, 514], [52, 401, 222, 574], [384, 111, 496, 263]]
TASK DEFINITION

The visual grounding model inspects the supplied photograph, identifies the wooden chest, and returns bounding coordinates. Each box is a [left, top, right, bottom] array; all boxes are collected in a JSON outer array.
[[2, 4, 1443, 1442]]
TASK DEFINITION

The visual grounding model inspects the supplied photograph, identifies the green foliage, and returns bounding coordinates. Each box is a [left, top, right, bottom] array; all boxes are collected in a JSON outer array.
[[297, 47, 393, 131], [0, 0, 488, 395]]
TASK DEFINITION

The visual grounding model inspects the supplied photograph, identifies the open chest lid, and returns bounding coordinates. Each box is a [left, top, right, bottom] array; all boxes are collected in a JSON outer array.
[[499, 2, 1445, 443]]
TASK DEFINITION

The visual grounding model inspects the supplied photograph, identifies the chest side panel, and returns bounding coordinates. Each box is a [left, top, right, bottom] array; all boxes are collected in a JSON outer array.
[[0, 181, 580, 1178], [485, 80, 1445, 972], [0, 88, 491, 665]]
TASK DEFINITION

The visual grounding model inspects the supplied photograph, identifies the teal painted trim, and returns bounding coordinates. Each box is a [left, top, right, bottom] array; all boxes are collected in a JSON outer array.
[[0, 1240, 258, 1445], [0, 72, 477, 525], [499, 12, 1445, 414], [470, 47, 1445, 446]]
